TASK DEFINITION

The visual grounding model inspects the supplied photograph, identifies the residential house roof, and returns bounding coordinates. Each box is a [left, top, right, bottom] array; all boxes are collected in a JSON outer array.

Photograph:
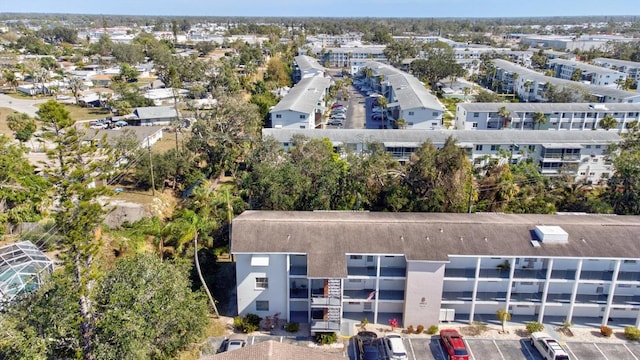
[[82, 126, 164, 147], [271, 76, 330, 114], [294, 55, 325, 75], [134, 106, 178, 120], [232, 211, 640, 278]]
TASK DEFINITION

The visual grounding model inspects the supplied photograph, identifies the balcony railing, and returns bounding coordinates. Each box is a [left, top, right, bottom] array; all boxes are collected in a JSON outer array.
[[580, 270, 613, 281], [478, 268, 510, 279], [444, 268, 476, 278], [617, 272, 640, 282], [310, 296, 341, 307], [612, 295, 640, 306], [513, 269, 547, 280], [545, 293, 572, 303], [347, 266, 377, 277], [550, 269, 576, 280], [311, 320, 340, 332], [290, 265, 307, 276]]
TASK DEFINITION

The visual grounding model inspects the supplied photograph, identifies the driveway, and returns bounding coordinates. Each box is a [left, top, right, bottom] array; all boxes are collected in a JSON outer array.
[[0, 93, 48, 116]]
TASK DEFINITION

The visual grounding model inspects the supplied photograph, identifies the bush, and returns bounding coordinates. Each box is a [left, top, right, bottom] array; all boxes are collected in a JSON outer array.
[[526, 321, 544, 334], [600, 325, 613, 337], [427, 325, 439, 335], [625, 326, 640, 341], [316, 332, 337, 345], [286, 322, 300, 333], [416, 325, 425, 334], [407, 325, 414, 334], [234, 313, 262, 333]]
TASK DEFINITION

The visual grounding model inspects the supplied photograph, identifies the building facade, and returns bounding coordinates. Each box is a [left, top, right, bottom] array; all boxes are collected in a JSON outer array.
[[548, 58, 626, 88], [269, 76, 330, 129], [592, 58, 640, 87], [456, 102, 640, 133], [263, 128, 620, 184], [232, 212, 640, 334]]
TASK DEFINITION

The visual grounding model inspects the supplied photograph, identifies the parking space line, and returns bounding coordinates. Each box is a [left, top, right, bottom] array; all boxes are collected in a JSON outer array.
[[492, 339, 506, 360], [406, 338, 417, 360], [464, 339, 476, 360], [593, 344, 609, 360], [280, 336, 283, 342], [564, 343, 580, 360], [624, 344, 640, 360]]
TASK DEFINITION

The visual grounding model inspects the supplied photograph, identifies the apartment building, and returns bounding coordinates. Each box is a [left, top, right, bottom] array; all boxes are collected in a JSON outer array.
[[293, 55, 326, 83], [549, 58, 627, 88], [360, 61, 444, 129], [456, 102, 640, 133], [488, 59, 640, 103], [262, 128, 620, 183], [269, 76, 330, 129], [592, 58, 640, 87], [303, 46, 387, 75], [232, 211, 640, 334]]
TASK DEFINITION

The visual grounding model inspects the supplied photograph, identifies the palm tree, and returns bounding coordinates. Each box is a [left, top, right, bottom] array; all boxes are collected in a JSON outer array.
[[377, 95, 388, 129], [511, 72, 519, 98], [523, 80, 532, 102], [498, 106, 511, 129], [615, 77, 625, 90], [533, 112, 547, 130], [598, 114, 618, 131], [68, 77, 84, 105]]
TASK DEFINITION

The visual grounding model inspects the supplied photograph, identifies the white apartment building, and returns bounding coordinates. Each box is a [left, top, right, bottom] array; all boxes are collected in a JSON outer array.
[[293, 55, 326, 82], [262, 128, 620, 184], [233, 211, 640, 334], [269, 76, 330, 129], [592, 58, 640, 87], [360, 61, 444, 129], [456, 102, 640, 133], [303, 46, 387, 75], [549, 58, 627, 88], [488, 59, 640, 103]]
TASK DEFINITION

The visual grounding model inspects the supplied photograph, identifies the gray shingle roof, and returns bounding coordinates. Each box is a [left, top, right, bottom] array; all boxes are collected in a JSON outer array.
[[593, 58, 640, 69], [363, 61, 444, 112], [493, 59, 640, 101], [457, 102, 640, 113], [271, 76, 330, 114], [232, 211, 640, 278], [294, 55, 325, 74], [262, 128, 621, 147], [134, 105, 178, 119]]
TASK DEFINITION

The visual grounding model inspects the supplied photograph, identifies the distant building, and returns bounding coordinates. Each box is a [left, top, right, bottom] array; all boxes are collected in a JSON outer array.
[[129, 106, 179, 126], [548, 58, 627, 88], [293, 55, 325, 83], [269, 76, 330, 129], [592, 58, 640, 87]]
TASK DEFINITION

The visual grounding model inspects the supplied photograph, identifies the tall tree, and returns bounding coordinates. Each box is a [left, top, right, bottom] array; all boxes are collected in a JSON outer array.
[[533, 112, 547, 130], [37, 100, 113, 360], [605, 130, 640, 215], [6, 112, 37, 143], [598, 114, 618, 131]]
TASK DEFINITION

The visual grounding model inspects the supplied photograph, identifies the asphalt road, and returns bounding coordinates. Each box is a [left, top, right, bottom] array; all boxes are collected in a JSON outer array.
[[0, 93, 47, 116]]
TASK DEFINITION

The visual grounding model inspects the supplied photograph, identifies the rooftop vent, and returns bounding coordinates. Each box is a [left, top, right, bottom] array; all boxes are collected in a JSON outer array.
[[534, 225, 568, 244]]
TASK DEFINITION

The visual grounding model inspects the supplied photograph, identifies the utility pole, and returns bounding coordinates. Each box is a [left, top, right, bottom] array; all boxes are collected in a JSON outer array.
[[148, 136, 155, 196]]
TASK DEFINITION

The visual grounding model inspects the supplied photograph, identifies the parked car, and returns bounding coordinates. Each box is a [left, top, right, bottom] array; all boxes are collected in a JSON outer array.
[[356, 331, 383, 360], [331, 108, 347, 114], [217, 337, 247, 353], [331, 104, 344, 109], [327, 119, 344, 126], [384, 334, 408, 360], [331, 113, 346, 120], [530, 332, 570, 360], [440, 329, 470, 360]]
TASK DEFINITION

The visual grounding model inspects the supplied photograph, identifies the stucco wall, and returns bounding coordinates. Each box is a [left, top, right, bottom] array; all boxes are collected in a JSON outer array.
[[403, 261, 445, 327]]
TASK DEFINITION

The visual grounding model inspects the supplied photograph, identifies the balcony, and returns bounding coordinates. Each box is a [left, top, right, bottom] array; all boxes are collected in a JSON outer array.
[[444, 268, 476, 278], [290, 265, 307, 276], [580, 270, 613, 281], [510, 292, 543, 303], [347, 266, 377, 277], [311, 320, 340, 332], [290, 287, 308, 299], [442, 291, 474, 302], [545, 293, 572, 303], [311, 296, 341, 307], [574, 293, 609, 304], [342, 289, 405, 301], [476, 291, 508, 302], [379, 267, 406, 277], [513, 269, 547, 280], [478, 268, 510, 279], [612, 295, 640, 306], [617, 272, 640, 282], [550, 269, 576, 280]]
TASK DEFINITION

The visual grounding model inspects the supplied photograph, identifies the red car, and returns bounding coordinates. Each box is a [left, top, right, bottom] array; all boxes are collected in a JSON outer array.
[[440, 329, 470, 360]]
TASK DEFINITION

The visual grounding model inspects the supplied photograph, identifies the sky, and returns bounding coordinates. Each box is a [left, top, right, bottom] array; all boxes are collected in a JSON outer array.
[[1, 0, 639, 18]]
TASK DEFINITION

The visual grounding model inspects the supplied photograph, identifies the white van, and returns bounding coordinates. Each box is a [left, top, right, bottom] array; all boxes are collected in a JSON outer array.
[[384, 334, 408, 360], [530, 332, 570, 360]]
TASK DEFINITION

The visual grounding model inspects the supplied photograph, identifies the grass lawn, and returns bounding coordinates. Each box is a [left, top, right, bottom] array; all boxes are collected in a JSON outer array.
[[64, 104, 111, 121], [152, 130, 192, 154]]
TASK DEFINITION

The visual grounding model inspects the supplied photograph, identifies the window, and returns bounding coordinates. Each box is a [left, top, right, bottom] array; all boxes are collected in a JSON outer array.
[[350, 255, 363, 260], [475, 145, 483, 151], [595, 145, 601, 149], [408, 111, 414, 116], [473, 112, 479, 118], [491, 145, 500, 151], [585, 145, 591, 149], [601, 172, 610, 179], [256, 301, 269, 311], [255, 277, 269, 289], [433, 112, 438, 116], [299, 114, 306, 119], [528, 145, 536, 151], [275, 114, 282, 119], [472, 123, 478, 128]]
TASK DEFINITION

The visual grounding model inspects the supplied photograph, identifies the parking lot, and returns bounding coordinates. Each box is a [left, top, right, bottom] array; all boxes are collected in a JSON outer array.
[[205, 334, 640, 360]]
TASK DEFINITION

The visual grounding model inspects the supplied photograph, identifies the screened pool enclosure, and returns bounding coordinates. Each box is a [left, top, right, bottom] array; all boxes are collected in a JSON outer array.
[[0, 241, 53, 306]]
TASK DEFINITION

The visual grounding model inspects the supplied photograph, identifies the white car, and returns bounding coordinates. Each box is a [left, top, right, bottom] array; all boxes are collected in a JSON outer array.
[[384, 334, 408, 360], [331, 113, 346, 119], [327, 119, 344, 126], [530, 332, 570, 360]]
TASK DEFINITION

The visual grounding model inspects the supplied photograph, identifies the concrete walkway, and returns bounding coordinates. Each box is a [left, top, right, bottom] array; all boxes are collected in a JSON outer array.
[[0, 93, 48, 116]]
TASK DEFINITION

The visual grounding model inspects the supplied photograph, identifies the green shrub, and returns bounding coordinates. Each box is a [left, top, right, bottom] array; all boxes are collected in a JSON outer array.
[[600, 325, 613, 337], [525, 321, 544, 334], [407, 325, 414, 334], [427, 325, 439, 335], [316, 332, 337, 345], [625, 326, 640, 340], [416, 325, 425, 334], [234, 313, 262, 333], [286, 322, 300, 333]]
